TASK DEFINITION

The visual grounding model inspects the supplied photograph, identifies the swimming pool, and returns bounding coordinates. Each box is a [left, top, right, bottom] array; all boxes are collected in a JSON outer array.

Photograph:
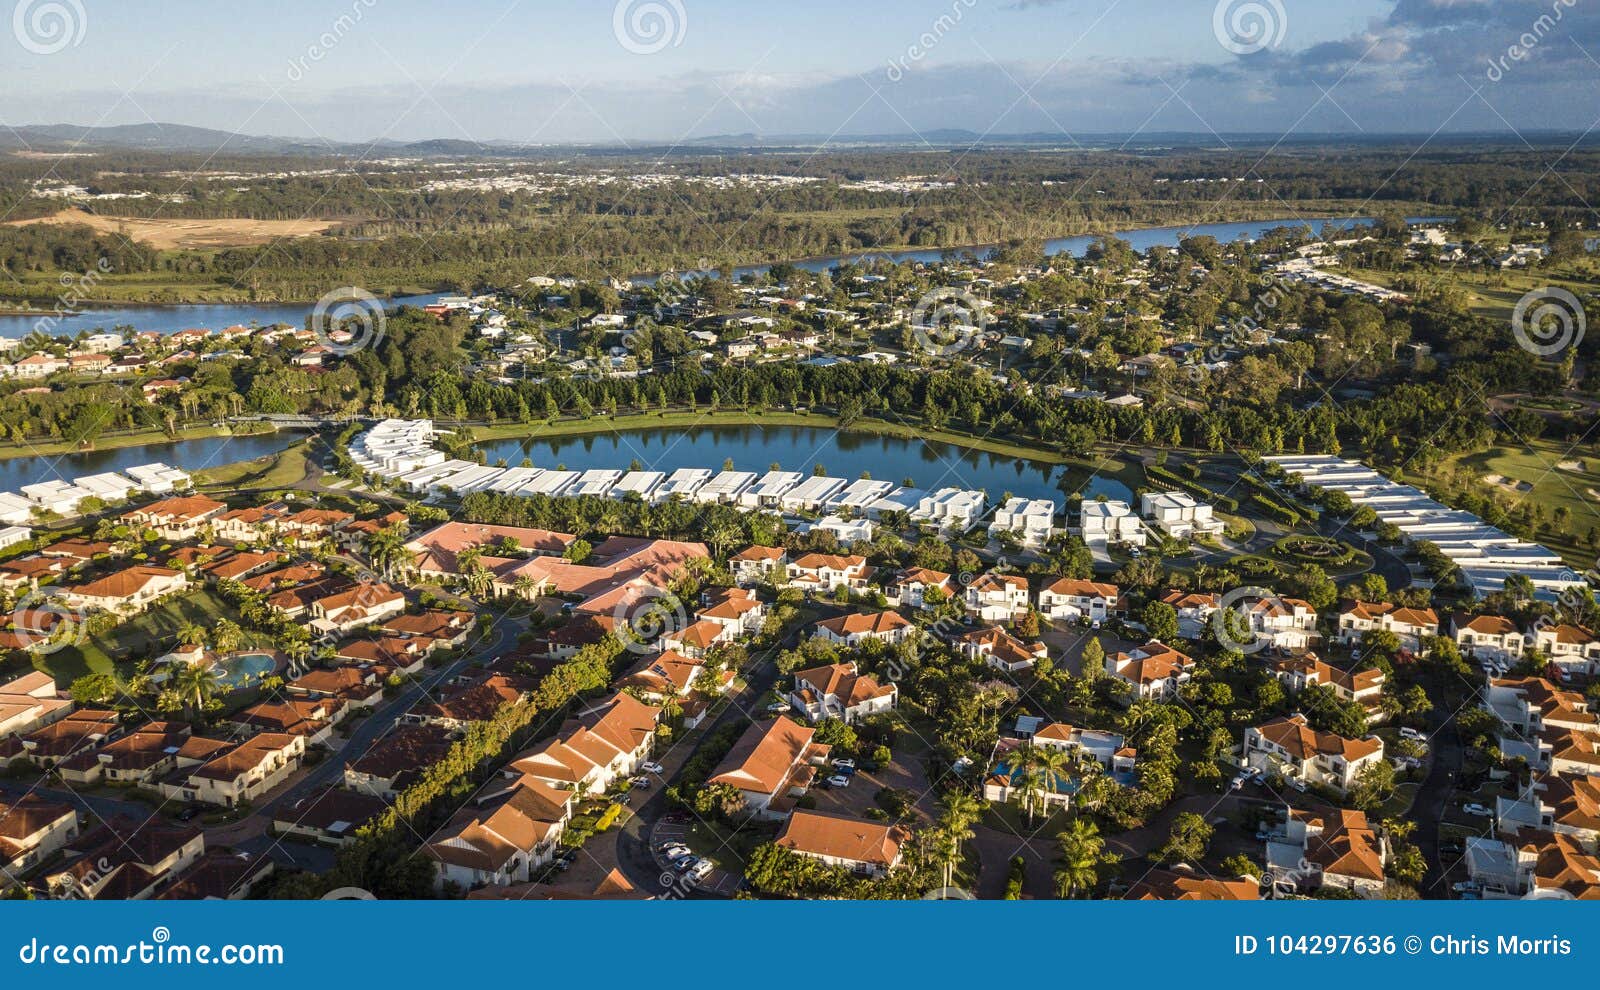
[[212, 652, 278, 690]]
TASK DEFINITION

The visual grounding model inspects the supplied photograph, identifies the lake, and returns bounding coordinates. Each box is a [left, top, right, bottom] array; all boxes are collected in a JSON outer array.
[[0, 431, 292, 494], [0, 292, 447, 341], [635, 216, 1455, 283], [475, 425, 1134, 505]]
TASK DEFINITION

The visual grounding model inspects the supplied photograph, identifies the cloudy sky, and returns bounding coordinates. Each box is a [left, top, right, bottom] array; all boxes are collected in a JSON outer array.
[[3, 0, 1598, 143]]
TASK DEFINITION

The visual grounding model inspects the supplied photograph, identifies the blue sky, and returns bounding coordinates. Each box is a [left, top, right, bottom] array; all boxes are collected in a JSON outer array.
[[3, 0, 1598, 142]]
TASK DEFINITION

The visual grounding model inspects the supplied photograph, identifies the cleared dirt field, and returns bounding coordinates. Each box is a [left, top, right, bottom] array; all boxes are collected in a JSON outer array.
[[8, 207, 342, 249]]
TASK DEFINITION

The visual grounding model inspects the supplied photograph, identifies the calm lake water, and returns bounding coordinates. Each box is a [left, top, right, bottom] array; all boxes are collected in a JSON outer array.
[[0, 432, 291, 493], [0, 292, 447, 340], [476, 425, 1135, 505]]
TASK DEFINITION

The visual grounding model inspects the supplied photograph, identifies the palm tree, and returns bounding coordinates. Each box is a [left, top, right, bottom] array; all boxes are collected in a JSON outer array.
[[1006, 744, 1045, 825], [934, 790, 982, 893], [512, 575, 536, 601], [461, 561, 493, 599], [365, 529, 409, 580], [1055, 818, 1107, 899], [1032, 746, 1073, 816], [175, 622, 208, 650], [173, 663, 223, 715]]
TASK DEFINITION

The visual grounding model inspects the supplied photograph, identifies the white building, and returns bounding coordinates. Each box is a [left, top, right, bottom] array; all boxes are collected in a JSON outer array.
[[988, 497, 1056, 548], [1139, 491, 1224, 540]]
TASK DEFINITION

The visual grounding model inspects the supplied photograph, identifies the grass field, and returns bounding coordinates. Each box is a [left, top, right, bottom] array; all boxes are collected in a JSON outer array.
[[36, 587, 258, 684], [193, 442, 313, 491], [1344, 262, 1600, 324], [0, 424, 240, 462], [7, 207, 345, 249], [1427, 440, 1600, 564]]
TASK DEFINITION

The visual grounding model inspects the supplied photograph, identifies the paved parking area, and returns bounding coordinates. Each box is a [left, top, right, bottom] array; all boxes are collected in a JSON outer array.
[[646, 817, 739, 897]]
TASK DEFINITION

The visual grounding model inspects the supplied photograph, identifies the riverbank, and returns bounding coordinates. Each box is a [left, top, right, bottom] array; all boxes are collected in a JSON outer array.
[[0, 425, 255, 462]]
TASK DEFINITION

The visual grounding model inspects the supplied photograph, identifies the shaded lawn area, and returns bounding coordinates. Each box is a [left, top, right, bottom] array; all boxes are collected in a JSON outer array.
[[688, 817, 778, 874], [192, 442, 312, 491], [35, 587, 261, 684]]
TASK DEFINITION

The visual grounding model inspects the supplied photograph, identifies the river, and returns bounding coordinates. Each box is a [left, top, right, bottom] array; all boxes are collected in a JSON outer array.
[[0, 292, 448, 341], [0, 432, 292, 494], [474, 425, 1135, 506], [2, 215, 1452, 337]]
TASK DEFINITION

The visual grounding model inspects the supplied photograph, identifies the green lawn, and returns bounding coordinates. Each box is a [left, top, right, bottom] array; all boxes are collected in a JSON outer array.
[[36, 587, 258, 684], [1343, 263, 1600, 324], [1430, 440, 1600, 563], [193, 442, 312, 491]]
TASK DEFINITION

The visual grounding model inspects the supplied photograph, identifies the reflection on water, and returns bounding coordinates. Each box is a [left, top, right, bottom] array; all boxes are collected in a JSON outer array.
[[476, 425, 1075, 502], [0, 432, 292, 493]]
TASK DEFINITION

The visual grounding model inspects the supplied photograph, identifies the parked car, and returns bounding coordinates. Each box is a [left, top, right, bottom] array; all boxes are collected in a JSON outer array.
[[658, 842, 691, 860], [765, 701, 791, 714], [1229, 774, 1248, 791], [630, 775, 652, 789], [1399, 727, 1426, 742], [671, 854, 699, 872], [832, 758, 856, 772], [1286, 777, 1307, 792], [685, 859, 715, 884], [1463, 803, 1493, 817], [640, 761, 665, 775], [826, 774, 852, 788], [1452, 880, 1480, 894]]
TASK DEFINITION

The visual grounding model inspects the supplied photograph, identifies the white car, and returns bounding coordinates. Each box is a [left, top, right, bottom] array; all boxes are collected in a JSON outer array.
[[1399, 727, 1426, 742], [1229, 774, 1248, 791], [640, 762, 665, 775], [832, 758, 856, 771], [826, 774, 852, 788], [1463, 803, 1493, 817], [765, 701, 791, 714], [685, 859, 716, 885]]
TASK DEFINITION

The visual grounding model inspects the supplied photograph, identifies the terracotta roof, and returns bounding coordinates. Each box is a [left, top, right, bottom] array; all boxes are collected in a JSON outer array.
[[1254, 714, 1383, 762], [776, 810, 906, 867], [1127, 867, 1259, 900], [710, 716, 823, 795], [815, 611, 911, 637], [1044, 577, 1118, 598]]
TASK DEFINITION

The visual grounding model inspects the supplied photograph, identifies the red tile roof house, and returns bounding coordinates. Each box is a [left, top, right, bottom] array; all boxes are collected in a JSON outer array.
[[307, 582, 407, 637], [156, 732, 306, 809], [789, 661, 896, 724], [225, 699, 337, 746], [959, 625, 1048, 673], [496, 537, 709, 612], [1336, 601, 1440, 653], [0, 671, 73, 740], [286, 667, 384, 710], [120, 495, 225, 541], [812, 610, 915, 648], [55, 722, 223, 786], [887, 567, 953, 610], [696, 587, 766, 637], [344, 725, 456, 799], [1037, 578, 1119, 622], [211, 505, 287, 543], [1266, 808, 1388, 899], [660, 618, 736, 658], [619, 649, 707, 702], [963, 572, 1031, 623], [775, 810, 908, 877], [270, 786, 388, 846], [423, 776, 576, 892], [1452, 613, 1525, 665], [707, 716, 831, 819], [378, 609, 474, 649], [404, 521, 577, 582], [1108, 641, 1196, 701], [156, 849, 275, 900], [0, 794, 79, 875], [57, 564, 188, 616], [402, 673, 533, 732], [1243, 714, 1386, 796], [20, 709, 123, 767], [333, 637, 429, 677], [1126, 866, 1259, 901], [45, 817, 204, 900], [784, 553, 872, 595], [507, 693, 660, 795], [729, 545, 788, 586]]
